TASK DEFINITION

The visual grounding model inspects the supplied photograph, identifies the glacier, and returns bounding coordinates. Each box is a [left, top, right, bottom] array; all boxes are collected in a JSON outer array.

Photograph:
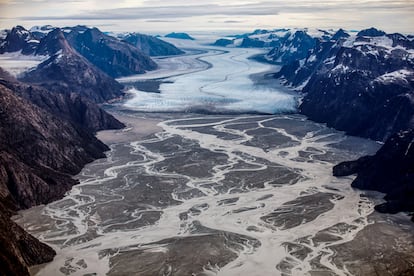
[[121, 45, 298, 114]]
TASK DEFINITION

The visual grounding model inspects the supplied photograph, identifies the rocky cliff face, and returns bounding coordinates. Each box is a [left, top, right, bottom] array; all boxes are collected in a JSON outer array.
[[65, 26, 157, 78], [0, 201, 55, 276], [333, 129, 414, 220], [121, 33, 184, 56], [20, 28, 124, 103]]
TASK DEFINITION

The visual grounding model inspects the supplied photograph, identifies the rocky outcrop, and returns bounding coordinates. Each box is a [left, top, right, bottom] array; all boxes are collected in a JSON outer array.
[[21, 29, 124, 103], [121, 33, 184, 56], [65, 26, 157, 78], [333, 129, 414, 219], [272, 28, 414, 141], [165, 32, 195, 40], [0, 201, 55, 276]]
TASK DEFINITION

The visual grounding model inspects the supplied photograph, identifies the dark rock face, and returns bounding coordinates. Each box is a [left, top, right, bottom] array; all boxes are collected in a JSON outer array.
[[165, 32, 195, 40], [65, 27, 157, 77], [0, 72, 124, 132], [333, 129, 414, 218], [121, 33, 184, 56], [0, 202, 55, 276], [0, 75, 124, 274], [357, 27, 386, 37], [300, 34, 414, 141], [21, 29, 124, 103], [213, 38, 234, 47], [273, 28, 414, 142], [0, 26, 38, 55], [267, 31, 317, 65], [0, 83, 108, 191]]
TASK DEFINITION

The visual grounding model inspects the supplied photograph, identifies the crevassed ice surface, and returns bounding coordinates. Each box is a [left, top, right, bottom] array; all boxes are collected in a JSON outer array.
[[122, 46, 297, 114]]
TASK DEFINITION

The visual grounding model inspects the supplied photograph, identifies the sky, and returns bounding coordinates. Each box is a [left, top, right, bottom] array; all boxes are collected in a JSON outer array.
[[0, 0, 413, 34]]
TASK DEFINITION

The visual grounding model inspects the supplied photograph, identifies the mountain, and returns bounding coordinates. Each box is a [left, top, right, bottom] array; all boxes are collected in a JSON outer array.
[[333, 129, 414, 220], [165, 32, 195, 40], [0, 81, 115, 274], [0, 25, 158, 79], [0, 25, 39, 55], [266, 30, 321, 64], [212, 29, 332, 55], [64, 26, 157, 77], [213, 38, 234, 47], [0, 201, 55, 276], [273, 28, 414, 142], [121, 33, 184, 56], [270, 27, 414, 220], [274, 29, 349, 87], [20, 28, 124, 103], [0, 68, 123, 132], [0, 82, 111, 208], [300, 30, 414, 141]]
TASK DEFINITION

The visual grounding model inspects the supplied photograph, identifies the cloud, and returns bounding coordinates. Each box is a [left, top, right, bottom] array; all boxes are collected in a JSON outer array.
[[145, 19, 180, 23], [18, 3, 280, 21], [1, 0, 413, 33]]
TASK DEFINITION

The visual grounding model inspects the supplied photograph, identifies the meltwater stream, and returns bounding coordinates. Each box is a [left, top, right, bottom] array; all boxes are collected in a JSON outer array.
[[16, 113, 380, 276]]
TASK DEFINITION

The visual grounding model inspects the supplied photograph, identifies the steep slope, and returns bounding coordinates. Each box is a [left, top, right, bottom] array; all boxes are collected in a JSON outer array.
[[0, 80, 123, 275], [121, 33, 184, 56], [333, 129, 414, 220], [21, 28, 124, 103], [271, 28, 414, 141], [0, 71, 123, 132], [0, 201, 55, 276], [0, 83, 110, 207], [65, 26, 157, 77], [0, 25, 39, 55], [300, 29, 414, 141]]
